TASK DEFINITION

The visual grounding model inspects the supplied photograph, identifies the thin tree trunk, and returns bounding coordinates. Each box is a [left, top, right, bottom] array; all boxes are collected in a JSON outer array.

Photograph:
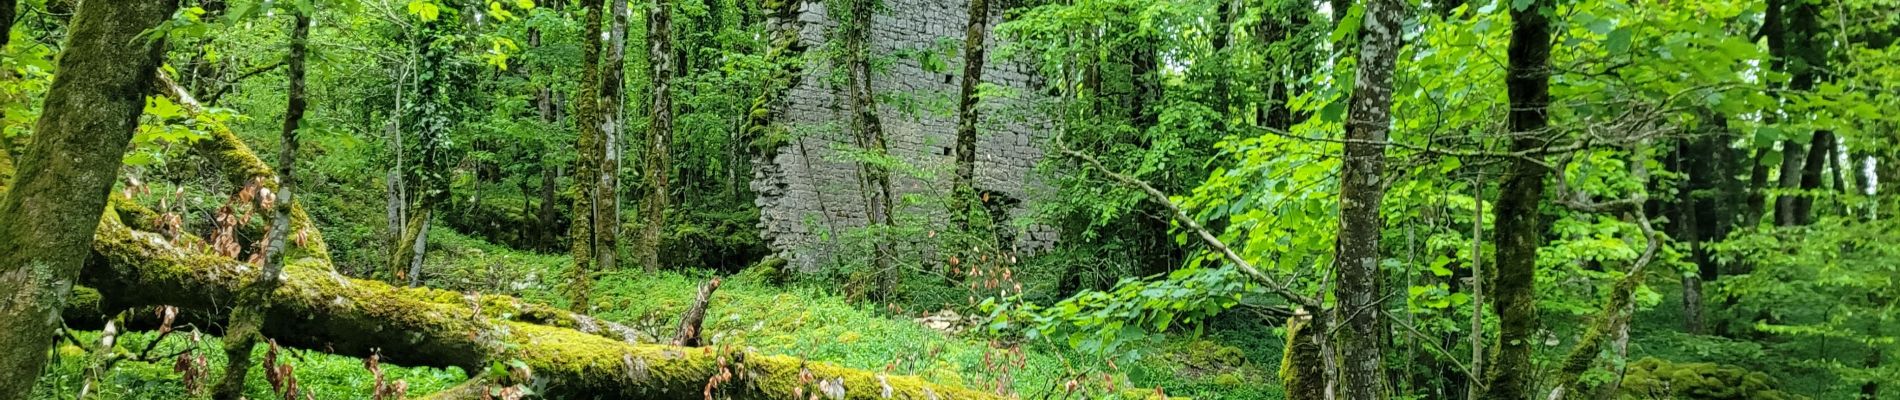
[[1469, 180, 1485, 400], [599, 0, 627, 274], [841, 0, 899, 300], [1333, 0, 1404, 397], [950, 0, 989, 230], [1776, 0, 1822, 227], [406, 212, 432, 286], [642, 0, 673, 272], [1484, 0, 1553, 398], [212, 12, 309, 399], [1792, 131, 1832, 224], [1745, 147, 1770, 226], [0, 0, 177, 396]]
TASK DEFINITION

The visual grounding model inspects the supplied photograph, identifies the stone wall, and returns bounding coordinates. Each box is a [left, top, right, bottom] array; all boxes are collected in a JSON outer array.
[[750, 0, 1057, 272]]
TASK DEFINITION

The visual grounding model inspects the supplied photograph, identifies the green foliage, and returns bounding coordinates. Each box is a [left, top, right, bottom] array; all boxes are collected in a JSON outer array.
[[32, 331, 466, 400]]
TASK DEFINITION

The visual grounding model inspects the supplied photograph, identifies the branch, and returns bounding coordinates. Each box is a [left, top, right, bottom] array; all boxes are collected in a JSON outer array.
[[1055, 146, 1320, 309]]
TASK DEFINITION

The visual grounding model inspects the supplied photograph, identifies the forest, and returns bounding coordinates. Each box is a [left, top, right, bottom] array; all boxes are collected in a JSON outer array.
[[0, 0, 1895, 398]]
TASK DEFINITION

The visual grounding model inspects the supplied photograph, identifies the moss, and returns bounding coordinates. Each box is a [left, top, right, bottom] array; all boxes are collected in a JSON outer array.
[[1278, 312, 1324, 400], [732, 256, 787, 285], [1618, 358, 1801, 400], [1179, 339, 1245, 369]]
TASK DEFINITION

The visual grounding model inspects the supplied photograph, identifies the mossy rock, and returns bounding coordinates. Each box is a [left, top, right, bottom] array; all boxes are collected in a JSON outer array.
[[1179, 339, 1246, 370], [733, 256, 788, 285], [1618, 357, 1804, 400]]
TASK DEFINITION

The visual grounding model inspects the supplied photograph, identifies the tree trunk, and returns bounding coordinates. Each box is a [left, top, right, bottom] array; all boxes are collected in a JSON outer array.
[[78, 211, 1013, 399], [212, 12, 310, 400], [1483, 0, 1553, 398], [0, 0, 177, 397], [1792, 131, 1832, 225], [600, 0, 627, 274], [841, 0, 899, 300], [1775, 0, 1822, 227], [570, 0, 608, 312], [642, 0, 673, 272], [1280, 310, 1326, 400], [1332, 0, 1403, 397], [950, 0, 989, 231]]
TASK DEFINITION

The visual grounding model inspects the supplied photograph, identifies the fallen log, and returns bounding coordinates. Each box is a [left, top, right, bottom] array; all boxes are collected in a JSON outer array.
[[81, 205, 1010, 399]]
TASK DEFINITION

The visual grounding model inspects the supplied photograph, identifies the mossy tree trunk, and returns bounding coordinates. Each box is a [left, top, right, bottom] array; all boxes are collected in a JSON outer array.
[[840, 0, 900, 300], [570, 0, 608, 311], [1332, 0, 1403, 397], [1483, 0, 1553, 398], [0, 0, 177, 397], [211, 11, 311, 400], [642, 0, 673, 272], [82, 202, 1016, 399], [950, 0, 988, 231], [1279, 311, 1327, 400]]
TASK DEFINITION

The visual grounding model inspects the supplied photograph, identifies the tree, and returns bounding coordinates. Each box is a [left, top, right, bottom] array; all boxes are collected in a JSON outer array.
[[211, 8, 312, 399], [1332, 0, 1404, 396], [570, 0, 609, 311], [950, 0, 988, 231], [0, 0, 178, 397], [1484, 0, 1554, 398], [642, 0, 674, 272], [839, 0, 899, 299], [389, 5, 464, 286]]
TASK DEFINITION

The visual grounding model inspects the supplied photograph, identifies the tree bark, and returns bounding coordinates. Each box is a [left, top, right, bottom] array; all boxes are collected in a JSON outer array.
[[1484, 0, 1553, 398], [0, 0, 177, 397], [1332, 0, 1404, 397], [212, 12, 310, 400], [950, 0, 989, 231], [642, 0, 673, 272], [571, 0, 608, 311]]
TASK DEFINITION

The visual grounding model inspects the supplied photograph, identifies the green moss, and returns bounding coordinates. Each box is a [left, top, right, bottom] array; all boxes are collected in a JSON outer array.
[[1618, 358, 1802, 400]]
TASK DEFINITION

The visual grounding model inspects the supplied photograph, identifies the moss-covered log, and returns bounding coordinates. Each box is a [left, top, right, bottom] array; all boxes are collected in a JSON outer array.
[[155, 72, 333, 265], [81, 208, 1009, 399]]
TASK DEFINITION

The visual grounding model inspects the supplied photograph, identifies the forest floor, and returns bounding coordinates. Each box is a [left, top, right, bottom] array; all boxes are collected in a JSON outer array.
[[32, 228, 1284, 399]]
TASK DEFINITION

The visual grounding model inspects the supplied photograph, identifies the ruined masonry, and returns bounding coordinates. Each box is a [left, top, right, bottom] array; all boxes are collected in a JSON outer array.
[[751, 0, 1058, 272]]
